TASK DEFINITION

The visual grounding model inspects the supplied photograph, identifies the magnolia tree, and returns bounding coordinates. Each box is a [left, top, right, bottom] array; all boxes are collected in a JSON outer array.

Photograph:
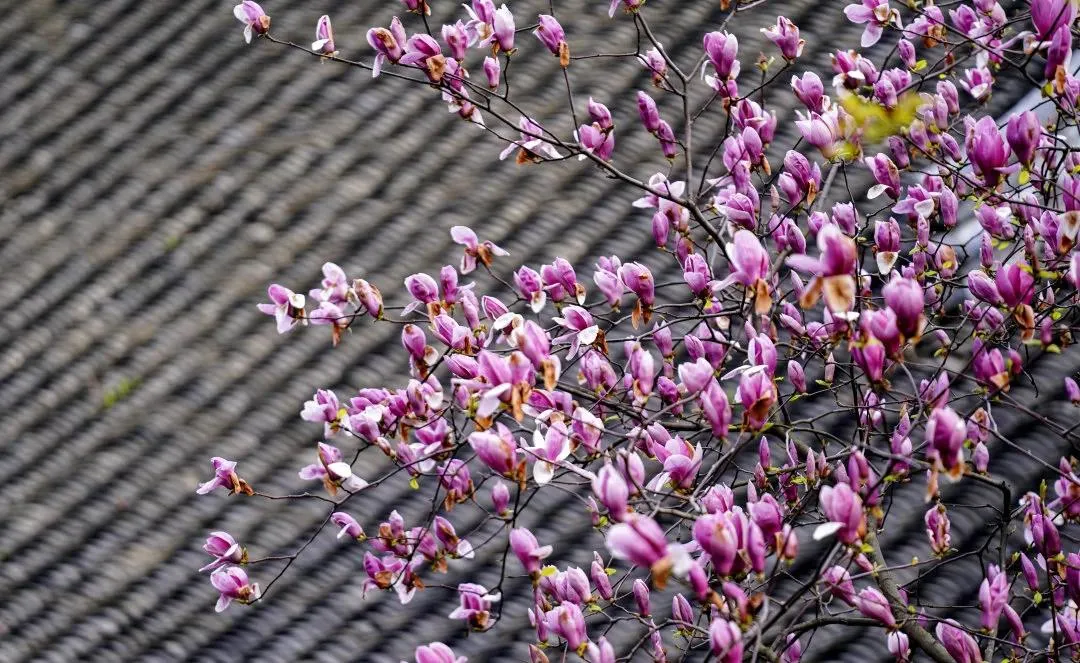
[[200, 0, 1080, 660]]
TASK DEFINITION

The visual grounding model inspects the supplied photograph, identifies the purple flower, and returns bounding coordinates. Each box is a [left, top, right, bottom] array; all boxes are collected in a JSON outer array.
[[855, 588, 896, 628], [257, 284, 305, 334], [200, 531, 245, 572], [995, 261, 1034, 307], [965, 115, 1011, 188], [500, 116, 561, 163], [441, 21, 472, 61], [737, 369, 777, 431], [883, 275, 924, 339], [510, 528, 553, 578], [843, 0, 900, 46], [414, 643, 467, 663], [791, 72, 827, 112], [606, 514, 670, 569], [1031, 0, 1077, 40], [761, 16, 804, 60], [547, 602, 588, 653], [709, 618, 743, 663], [401, 34, 448, 84], [703, 32, 740, 97], [935, 620, 982, 663], [469, 426, 519, 477], [489, 4, 515, 53], [300, 388, 341, 437], [367, 17, 407, 77], [534, 14, 569, 66], [1006, 110, 1041, 166], [926, 406, 967, 479], [821, 566, 856, 604], [482, 55, 501, 89], [925, 503, 951, 555], [979, 564, 1009, 631], [233, 2, 270, 44], [592, 464, 630, 521], [865, 154, 900, 199], [450, 226, 508, 274], [298, 442, 368, 494], [312, 15, 336, 55], [815, 482, 865, 544], [637, 91, 662, 134], [576, 122, 615, 161], [196, 457, 252, 496], [640, 48, 668, 86], [448, 583, 500, 631], [210, 566, 260, 612], [330, 512, 366, 540], [1046, 23, 1073, 80]]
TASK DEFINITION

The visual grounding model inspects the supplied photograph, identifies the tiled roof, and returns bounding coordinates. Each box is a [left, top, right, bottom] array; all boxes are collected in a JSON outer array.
[[0, 1, 1068, 662]]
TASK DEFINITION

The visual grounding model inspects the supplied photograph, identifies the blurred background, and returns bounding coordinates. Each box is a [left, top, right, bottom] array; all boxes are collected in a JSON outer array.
[[0, 1, 1070, 662]]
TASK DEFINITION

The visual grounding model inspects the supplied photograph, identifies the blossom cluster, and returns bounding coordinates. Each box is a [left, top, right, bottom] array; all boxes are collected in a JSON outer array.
[[204, 1, 1080, 662]]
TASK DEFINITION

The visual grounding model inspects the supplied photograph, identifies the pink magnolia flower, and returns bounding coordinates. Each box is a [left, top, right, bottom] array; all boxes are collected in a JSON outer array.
[[1006, 110, 1041, 166], [526, 423, 572, 485], [469, 425, 520, 477], [815, 482, 866, 544], [702, 31, 740, 97], [481, 4, 515, 54], [786, 224, 858, 314], [979, 564, 1009, 631], [965, 115, 1012, 188], [300, 388, 341, 437], [330, 512, 366, 540], [257, 284, 305, 334], [196, 457, 252, 496], [367, 17, 407, 77], [843, 0, 901, 47], [935, 620, 982, 663], [791, 72, 827, 112], [995, 261, 1034, 307], [299, 442, 368, 494], [709, 618, 743, 663], [737, 368, 778, 430], [1031, 0, 1077, 41], [925, 503, 951, 556], [233, 1, 270, 44], [500, 116, 561, 163], [592, 464, 630, 521], [401, 34, 448, 84], [888, 632, 911, 662], [883, 275, 924, 339], [821, 565, 856, 604], [199, 531, 244, 572], [482, 55, 500, 88], [925, 406, 967, 479], [448, 583, 500, 631], [606, 514, 671, 570], [714, 229, 771, 313], [547, 602, 588, 653], [414, 643, 467, 663], [210, 566, 260, 612], [312, 15, 336, 55], [534, 14, 569, 66], [761, 16, 804, 60], [609, 0, 645, 18], [510, 527, 553, 577], [639, 47, 668, 86]]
